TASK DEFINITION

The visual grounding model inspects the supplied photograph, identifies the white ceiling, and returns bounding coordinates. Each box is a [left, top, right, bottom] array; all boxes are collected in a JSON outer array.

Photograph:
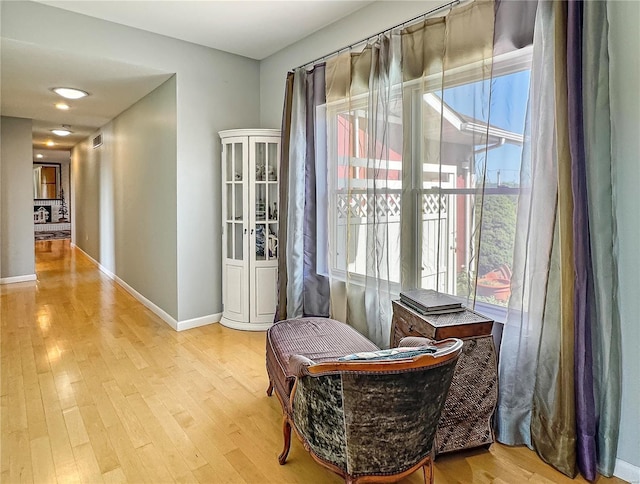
[[36, 0, 372, 60], [33, 149, 71, 164], [1, 39, 172, 151], [2, 0, 372, 156]]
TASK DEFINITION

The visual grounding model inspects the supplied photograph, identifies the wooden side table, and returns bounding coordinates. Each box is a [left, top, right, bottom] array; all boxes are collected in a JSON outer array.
[[391, 300, 498, 455]]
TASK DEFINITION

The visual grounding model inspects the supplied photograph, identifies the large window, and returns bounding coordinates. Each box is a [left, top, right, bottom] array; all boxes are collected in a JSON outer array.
[[325, 49, 531, 311], [328, 103, 404, 286]]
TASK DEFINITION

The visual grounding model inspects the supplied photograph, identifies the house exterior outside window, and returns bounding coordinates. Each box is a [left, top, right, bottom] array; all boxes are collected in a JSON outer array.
[[323, 48, 531, 319]]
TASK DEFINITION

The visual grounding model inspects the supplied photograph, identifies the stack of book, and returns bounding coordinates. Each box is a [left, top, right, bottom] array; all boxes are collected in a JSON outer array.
[[399, 289, 465, 315]]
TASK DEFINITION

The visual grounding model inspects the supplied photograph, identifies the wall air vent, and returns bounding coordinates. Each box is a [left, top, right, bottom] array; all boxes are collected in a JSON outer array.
[[92, 134, 103, 149]]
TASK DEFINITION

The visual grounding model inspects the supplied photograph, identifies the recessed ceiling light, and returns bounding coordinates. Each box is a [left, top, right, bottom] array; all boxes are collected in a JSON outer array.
[[55, 102, 70, 110], [46, 140, 55, 147], [36, 154, 44, 159], [52, 87, 89, 100], [51, 129, 72, 137]]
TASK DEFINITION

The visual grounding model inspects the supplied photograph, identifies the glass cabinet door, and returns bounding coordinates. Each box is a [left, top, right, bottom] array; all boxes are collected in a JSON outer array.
[[225, 141, 245, 261], [252, 140, 279, 263], [221, 130, 280, 328]]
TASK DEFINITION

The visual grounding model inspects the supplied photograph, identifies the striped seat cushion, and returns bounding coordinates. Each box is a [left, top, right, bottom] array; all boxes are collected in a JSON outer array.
[[266, 317, 379, 411]]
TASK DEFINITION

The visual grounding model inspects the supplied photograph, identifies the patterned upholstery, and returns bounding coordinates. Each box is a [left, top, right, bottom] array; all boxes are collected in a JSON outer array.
[[266, 317, 462, 483], [266, 317, 379, 412], [292, 361, 459, 478]]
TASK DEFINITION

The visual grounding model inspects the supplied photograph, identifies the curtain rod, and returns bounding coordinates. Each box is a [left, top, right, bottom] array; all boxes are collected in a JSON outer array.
[[293, 0, 461, 70]]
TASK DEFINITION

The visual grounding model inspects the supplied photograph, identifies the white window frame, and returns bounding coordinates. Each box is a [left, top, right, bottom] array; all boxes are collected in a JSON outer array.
[[322, 46, 533, 310]]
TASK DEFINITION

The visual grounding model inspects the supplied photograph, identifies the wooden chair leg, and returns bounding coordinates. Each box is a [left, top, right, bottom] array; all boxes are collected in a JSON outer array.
[[423, 459, 434, 484], [266, 381, 274, 396], [278, 418, 292, 465]]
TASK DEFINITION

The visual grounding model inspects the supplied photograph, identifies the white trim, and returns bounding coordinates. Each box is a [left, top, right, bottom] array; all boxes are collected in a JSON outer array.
[[72, 244, 219, 332], [615, 459, 640, 483], [220, 317, 272, 332], [72, 244, 217, 332], [177, 313, 222, 331], [34, 222, 72, 232], [71, 245, 177, 326], [219, 128, 279, 139], [0, 274, 37, 284], [113, 274, 179, 330]]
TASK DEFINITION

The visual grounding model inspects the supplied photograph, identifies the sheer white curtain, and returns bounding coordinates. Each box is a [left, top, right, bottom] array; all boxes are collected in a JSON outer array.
[[495, 2, 558, 448], [325, 32, 403, 347], [323, 1, 524, 347]]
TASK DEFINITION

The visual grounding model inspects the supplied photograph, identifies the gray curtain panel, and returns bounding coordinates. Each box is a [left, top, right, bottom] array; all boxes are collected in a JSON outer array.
[[278, 65, 330, 321], [582, 0, 622, 476], [276, 72, 294, 321]]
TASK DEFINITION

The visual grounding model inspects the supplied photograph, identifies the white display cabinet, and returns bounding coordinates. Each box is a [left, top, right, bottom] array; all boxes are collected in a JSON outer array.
[[219, 129, 280, 330]]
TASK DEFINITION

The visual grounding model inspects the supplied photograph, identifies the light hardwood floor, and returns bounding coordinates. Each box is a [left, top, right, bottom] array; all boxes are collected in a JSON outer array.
[[1, 240, 626, 483]]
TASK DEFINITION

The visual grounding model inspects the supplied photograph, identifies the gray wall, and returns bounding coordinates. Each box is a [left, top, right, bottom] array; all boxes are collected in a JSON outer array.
[[72, 77, 178, 318], [609, 0, 640, 469], [259, 0, 640, 471], [60, 159, 71, 219], [1, 116, 35, 279], [259, 1, 440, 127], [2, 1, 260, 321], [71, 140, 101, 260]]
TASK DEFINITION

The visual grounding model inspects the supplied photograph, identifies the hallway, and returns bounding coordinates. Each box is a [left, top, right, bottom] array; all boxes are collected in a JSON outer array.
[[1, 240, 296, 483], [0, 241, 626, 483]]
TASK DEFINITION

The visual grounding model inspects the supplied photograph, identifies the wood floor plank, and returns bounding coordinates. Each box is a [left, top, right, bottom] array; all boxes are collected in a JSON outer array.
[[32, 336, 52, 376], [30, 435, 57, 484], [103, 423, 150, 484], [101, 466, 127, 484], [190, 464, 219, 484], [0, 240, 627, 484], [126, 392, 196, 479], [223, 447, 274, 483], [135, 442, 177, 483], [101, 381, 150, 449], [76, 403, 120, 475], [75, 359, 121, 430], [3, 430, 33, 483], [39, 375, 81, 483], [63, 405, 90, 448], [19, 332, 40, 388], [5, 376, 28, 434], [141, 392, 208, 470], [72, 441, 104, 484], [52, 370, 79, 411], [24, 382, 48, 441]]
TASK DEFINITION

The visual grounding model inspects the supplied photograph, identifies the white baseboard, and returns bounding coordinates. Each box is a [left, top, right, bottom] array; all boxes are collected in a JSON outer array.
[[0, 274, 37, 284], [220, 317, 273, 332], [615, 458, 640, 483], [177, 313, 222, 331], [73, 245, 114, 279], [73, 245, 178, 329], [72, 244, 219, 332], [113, 274, 180, 330]]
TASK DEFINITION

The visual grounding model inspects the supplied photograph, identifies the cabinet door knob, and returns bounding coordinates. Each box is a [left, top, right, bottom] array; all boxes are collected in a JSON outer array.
[[244, 228, 247, 234], [250, 228, 254, 235]]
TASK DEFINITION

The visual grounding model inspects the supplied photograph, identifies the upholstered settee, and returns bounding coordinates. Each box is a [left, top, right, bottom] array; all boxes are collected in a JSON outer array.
[[266, 317, 462, 483]]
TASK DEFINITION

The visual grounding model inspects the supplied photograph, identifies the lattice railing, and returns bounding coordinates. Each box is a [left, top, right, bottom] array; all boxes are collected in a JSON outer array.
[[336, 192, 401, 220], [335, 192, 448, 220], [422, 194, 448, 217]]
